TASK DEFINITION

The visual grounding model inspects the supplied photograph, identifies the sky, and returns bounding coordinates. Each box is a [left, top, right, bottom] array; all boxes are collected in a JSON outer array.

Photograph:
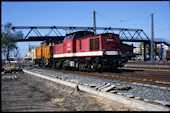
[[1, 1, 170, 58]]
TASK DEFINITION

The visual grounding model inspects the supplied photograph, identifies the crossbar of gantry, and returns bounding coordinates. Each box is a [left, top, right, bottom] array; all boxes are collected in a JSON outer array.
[[12, 26, 142, 31], [10, 26, 150, 41]]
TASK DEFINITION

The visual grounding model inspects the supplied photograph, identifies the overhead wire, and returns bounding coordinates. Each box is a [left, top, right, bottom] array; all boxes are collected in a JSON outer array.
[[95, 11, 118, 28], [122, 5, 168, 22], [155, 22, 169, 27], [69, 11, 93, 26], [95, 5, 167, 28], [67, 5, 169, 41], [123, 5, 169, 40], [138, 15, 150, 28]]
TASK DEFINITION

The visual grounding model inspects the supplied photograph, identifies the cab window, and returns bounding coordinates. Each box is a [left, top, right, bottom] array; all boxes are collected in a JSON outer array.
[[64, 35, 73, 40], [74, 33, 83, 39], [68, 35, 73, 39], [64, 36, 68, 40]]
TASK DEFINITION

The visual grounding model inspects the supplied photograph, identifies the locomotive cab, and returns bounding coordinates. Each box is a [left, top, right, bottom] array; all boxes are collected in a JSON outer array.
[[63, 31, 94, 54], [101, 33, 120, 56], [63, 33, 75, 53]]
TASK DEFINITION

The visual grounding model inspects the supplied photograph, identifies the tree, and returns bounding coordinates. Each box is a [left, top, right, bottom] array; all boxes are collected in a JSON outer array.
[[1, 22, 23, 63], [139, 42, 143, 54]]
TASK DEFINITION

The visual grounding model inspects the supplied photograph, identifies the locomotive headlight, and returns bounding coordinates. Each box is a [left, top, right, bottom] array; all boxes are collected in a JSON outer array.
[[107, 39, 114, 41]]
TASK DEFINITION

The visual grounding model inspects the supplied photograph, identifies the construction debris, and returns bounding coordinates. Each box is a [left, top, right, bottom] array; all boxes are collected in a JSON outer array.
[[2, 64, 23, 74], [115, 84, 131, 90], [75, 85, 79, 92]]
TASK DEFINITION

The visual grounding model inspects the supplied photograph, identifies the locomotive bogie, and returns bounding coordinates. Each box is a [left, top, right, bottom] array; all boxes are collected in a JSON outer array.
[[49, 55, 126, 72]]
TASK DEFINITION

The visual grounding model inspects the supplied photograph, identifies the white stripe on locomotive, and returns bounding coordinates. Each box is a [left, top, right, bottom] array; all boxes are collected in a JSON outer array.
[[53, 51, 118, 58]]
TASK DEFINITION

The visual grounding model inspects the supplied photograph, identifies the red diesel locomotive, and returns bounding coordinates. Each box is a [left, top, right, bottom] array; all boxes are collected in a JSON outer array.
[[36, 31, 128, 71]]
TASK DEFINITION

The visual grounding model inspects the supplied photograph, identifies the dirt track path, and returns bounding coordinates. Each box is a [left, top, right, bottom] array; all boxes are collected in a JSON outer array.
[[1, 72, 141, 111]]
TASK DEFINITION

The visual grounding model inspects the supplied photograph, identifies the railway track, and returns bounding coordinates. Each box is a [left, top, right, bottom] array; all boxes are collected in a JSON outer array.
[[34, 65, 170, 88], [123, 67, 170, 71], [126, 61, 170, 65], [124, 62, 170, 71]]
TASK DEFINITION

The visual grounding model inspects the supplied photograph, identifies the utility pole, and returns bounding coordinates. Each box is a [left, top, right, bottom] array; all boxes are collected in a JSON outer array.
[[169, 1, 170, 44], [150, 13, 155, 62], [93, 10, 96, 35], [29, 43, 31, 52]]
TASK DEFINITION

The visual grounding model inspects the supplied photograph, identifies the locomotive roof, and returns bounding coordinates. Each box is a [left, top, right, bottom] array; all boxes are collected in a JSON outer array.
[[66, 31, 94, 35], [65, 31, 118, 36], [100, 32, 117, 35]]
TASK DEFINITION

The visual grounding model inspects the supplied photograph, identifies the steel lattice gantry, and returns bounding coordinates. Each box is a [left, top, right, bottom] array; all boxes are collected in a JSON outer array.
[[10, 26, 150, 42], [10, 26, 159, 61]]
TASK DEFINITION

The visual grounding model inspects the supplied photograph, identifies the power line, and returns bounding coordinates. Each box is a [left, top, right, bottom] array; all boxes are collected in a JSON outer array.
[[155, 27, 170, 31], [122, 5, 168, 22], [95, 11, 118, 28], [155, 22, 169, 27], [94, 5, 168, 29], [138, 15, 150, 28], [169, 0, 170, 42], [69, 11, 93, 26]]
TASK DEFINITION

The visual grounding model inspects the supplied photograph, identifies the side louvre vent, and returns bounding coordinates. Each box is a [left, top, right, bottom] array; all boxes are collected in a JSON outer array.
[[90, 39, 93, 50], [90, 38, 99, 50], [95, 38, 99, 50]]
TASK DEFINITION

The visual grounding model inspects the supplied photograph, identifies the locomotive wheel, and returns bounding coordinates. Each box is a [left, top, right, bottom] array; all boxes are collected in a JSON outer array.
[[61, 62, 67, 70], [54, 62, 60, 69], [98, 68, 103, 73], [38, 62, 40, 66], [54, 62, 57, 69], [90, 64, 96, 72], [78, 63, 85, 71]]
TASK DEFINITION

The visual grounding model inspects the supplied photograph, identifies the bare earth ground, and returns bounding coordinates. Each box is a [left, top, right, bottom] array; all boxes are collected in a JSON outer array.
[[1, 72, 142, 111]]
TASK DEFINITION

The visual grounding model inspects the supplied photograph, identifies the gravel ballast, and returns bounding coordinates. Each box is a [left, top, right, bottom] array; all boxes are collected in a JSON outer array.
[[26, 67, 170, 107]]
